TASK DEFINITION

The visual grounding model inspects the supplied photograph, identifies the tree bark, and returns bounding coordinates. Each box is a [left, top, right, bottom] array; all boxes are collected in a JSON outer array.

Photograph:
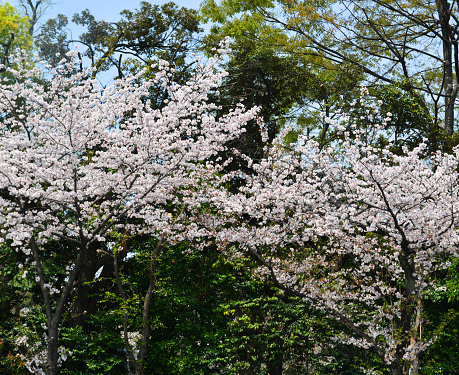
[[267, 361, 283, 375], [29, 237, 87, 375], [138, 239, 164, 374], [437, 0, 456, 134], [114, 237, 164, 375]]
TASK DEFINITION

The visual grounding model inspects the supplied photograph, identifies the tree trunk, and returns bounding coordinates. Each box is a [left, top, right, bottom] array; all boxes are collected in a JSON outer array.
[[396, 251, 417, 375], [267, 361, 283, 375], [137, 240, 164, 374], [437, 0, 455, 135], [409, 298, 423, 375], [71, 247, 98, 327], [46, 324, 59, 375], [114, 238, 164, 375], [29, 237, 88, 375]]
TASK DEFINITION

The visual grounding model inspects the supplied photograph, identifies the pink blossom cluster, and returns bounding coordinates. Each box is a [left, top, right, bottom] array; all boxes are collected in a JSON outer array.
[[0, 43, 258, 373], [0, 48, 257, 252], [211, 108, 459, 369]]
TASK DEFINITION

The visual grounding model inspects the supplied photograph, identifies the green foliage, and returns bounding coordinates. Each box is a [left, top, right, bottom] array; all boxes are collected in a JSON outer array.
[[201, 0, 364, 152], [0, 2, 33, 80], [0, 244, 41, 374], [36, 1, 201, 80], [216, 294, 315, 374], [445, 258, 459, 303], [0, 2, 32, 53], [210, 39, 311, 164], [60, 312, 127, 375], [0, 337, 28, 375], [113, 239, 372, 374], [34, 14, 70, 67], [370, 82, 455, 154], [421, 290, 459, 374], [133, 243, 227, 374], [200, 0, 459, 149]]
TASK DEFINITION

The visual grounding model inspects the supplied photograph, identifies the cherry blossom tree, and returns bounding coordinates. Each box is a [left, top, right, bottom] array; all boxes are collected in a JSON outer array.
[[214, 110, 459, 374], [3, 41, 457, 374], [0, 45, 257, 375]]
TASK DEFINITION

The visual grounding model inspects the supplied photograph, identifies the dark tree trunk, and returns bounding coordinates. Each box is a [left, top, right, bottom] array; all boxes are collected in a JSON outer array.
[[46, 323, 59, 375], [69, 245, 116, 328], [29, 237, 88, 375], [71, 247, 98, 327], [267, 361, 283, 375], [437, 0, 457, 135]]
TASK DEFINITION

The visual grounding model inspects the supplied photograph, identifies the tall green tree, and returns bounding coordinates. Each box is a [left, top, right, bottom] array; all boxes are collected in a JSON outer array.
[[36, 1, 201, 80], [200, 0, 456, 146], [0, 2, 32, 71], [202, 0, 364, 146]]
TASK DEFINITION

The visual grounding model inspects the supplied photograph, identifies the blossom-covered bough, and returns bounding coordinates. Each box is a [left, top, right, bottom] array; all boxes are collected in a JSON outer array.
[[0, 44, 258, 375], [213, 114, 459, 374]]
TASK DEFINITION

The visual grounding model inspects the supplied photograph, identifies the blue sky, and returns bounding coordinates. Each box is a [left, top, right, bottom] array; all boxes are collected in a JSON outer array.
[[44, 0, 204, 23], [40, 0, 208, 45]]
